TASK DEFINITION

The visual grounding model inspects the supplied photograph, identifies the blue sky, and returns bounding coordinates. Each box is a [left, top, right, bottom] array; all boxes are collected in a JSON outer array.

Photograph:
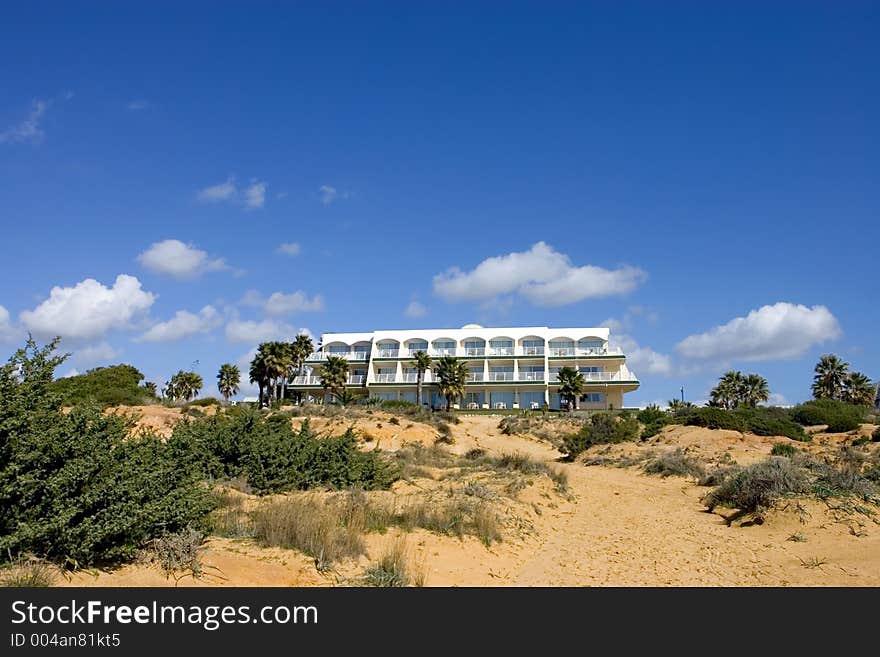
[[1, 2, 877, 405]]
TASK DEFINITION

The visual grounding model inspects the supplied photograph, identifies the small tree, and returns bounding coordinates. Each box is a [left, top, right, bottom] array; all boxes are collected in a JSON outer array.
[[321, 356, 349, 404], [843, 371, 876, 407], [556, 366, 584, 411], [812, 354, 849, 401], [742, 373, 770, 408], [433, 356, 468, 411], [217, 363, 241, 402], [168, 370, 203, 402]]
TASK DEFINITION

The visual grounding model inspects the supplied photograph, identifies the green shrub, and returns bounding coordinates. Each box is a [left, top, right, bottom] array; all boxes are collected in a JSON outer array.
[[704, 457, 811, 522], [733, 408, 809, 442], [561, 412, 639, 459], [0, 340, 213, 567], [770, 443, 799, 457], [791, 399, 866, 433], [49, 364, 158, 408], [683, 407, 746, 431], [188, 398, 221, 407], [637, 405, 668, 425]]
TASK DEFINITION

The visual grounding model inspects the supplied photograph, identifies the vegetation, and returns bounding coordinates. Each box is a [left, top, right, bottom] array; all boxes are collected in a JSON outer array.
[[790, 399, 866, 433], [811, 354, 876, 406], [637, 404, 670, 439], [361, 538, 425, 587], [433, 356, 468, 411], [708, 370, 769, 409], [216, 363, 241, 402], [561, 412, 640, 459], [681, 406, 808, 441], [0, 338, 213, 567], [555, 366, 584, 411], [643, 449, 706, 479], [770, 443, 799, 457], [320, 356, 350, 404], [164, 370, 203, 402], [50, 363, 158, 407], [410, 350, 432, 409]]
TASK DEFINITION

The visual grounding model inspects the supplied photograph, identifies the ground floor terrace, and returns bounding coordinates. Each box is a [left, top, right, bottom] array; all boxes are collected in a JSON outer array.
[[292, 383, 636, 410]]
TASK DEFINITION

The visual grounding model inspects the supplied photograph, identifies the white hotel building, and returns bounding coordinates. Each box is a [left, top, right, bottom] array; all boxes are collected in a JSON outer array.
[[290, 325, 640, 410]]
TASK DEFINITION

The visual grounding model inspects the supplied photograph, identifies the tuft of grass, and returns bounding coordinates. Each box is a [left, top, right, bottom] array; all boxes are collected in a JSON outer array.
[[143, 528, 205, 578], [787, 532, 808, 542], [361, 538, 426, 587], [771, 443, 799, 457], [209, 488, 254, 538], [643, 448, 706, 479], [251, 495, 366, 570], [0, 556, 56, 587]]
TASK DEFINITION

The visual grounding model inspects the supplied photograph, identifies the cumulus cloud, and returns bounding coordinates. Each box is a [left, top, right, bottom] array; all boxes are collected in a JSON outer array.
[[676, 302, 841, 362], [71, 342, 121, 366], [0, 100, 48, 144], [603, 316, 674, 376], [433, 242, 646, 307], [404, 301, 427, 318], [138, 305, 222, 342], [319, 185, 338, 205], [137, 239, 228, 279], [20, 274, 156, 342], [244, 180, 267, 209], [226, 318, 296, 343], [0, 305, 19, 342], [264, 291, 325, 316], [277, 242, 301, 256], [197, 176, 237, 203]]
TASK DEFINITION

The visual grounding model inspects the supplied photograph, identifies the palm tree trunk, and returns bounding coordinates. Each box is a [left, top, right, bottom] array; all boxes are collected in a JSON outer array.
[[417, 373, 423, 407]]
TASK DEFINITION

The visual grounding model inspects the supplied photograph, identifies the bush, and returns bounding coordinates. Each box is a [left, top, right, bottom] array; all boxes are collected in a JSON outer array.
[[704, 457, 811, 522], [188, 398, 220, 407], [361, 538, 425, 587], [791, 399, 866, 433], [0, 339, 213, 567], [49, 364, 158, 408], [770, 443, 799, 457], [637, 405, 668, 426], [734, 408, 809, 442], [643, 449, 706, 479], [561, 412, 640, 459], [684, 407, 746, 431]]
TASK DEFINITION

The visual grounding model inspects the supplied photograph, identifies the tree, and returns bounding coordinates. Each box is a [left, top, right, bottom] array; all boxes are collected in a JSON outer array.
[[842, 371, 876, 407], [260, 341, 290, 403], [433, 356, 468, 411], [668, 399, 695, 411], [709, 370, 745, 410], [812, 354, 849, 401], [411, 350, 432, 407], [290, 334, 315, 403], [248, 350, 271, 407], [742, 373, 770, 408], [167, 370, 203, 401], [217, 363, 241, 402], [321, 356, 349, 404], [556, 366, 584, 411]]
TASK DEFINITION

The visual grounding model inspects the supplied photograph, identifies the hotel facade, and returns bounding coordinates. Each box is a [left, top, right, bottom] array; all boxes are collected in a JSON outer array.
[[290, 325, 640, 410]]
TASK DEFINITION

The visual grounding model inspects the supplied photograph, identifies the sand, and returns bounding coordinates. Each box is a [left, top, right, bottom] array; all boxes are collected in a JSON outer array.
[[54, 409, 879, 587]]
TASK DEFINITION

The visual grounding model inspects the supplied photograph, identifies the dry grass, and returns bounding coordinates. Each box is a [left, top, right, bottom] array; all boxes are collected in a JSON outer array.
[[643, 448, 707, 480], [361, 538, 427, 587], [209, 488, 255, 538], [142, 528, 206, 578], [0, 556, 57, 587]]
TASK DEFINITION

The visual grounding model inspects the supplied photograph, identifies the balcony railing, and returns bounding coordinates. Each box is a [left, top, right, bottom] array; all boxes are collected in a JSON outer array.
[[347, 375, 366, 385], [375, 349, 399, 358], [467, 372, 484, 382], [307, 351, 369, 361], [487, 371, 515, 381], [399, 373, 419, 383], [487, 347, 514, 356], [548, 347, 622, 357], [430, 348, 456, 357], [548, 371, 634, 383], [291, 375, 322, 385], [463, 347, 485, 357], [518, 371, 545, 382], [374, 373, 397, 382], [521, 346, 545, 356]]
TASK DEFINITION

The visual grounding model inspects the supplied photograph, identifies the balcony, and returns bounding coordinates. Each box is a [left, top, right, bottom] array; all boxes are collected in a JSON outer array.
[[548, 371, 635, 383], [466, 372, 484, 382], [347, 375, 366, 385], [487, 371, 515, 382], [430, 348, 457, 357], [462, 347, 485, 357], [518, 371, 545, 382], [521, 346, 545, 356], [291, 375, 322, 385], [375, 349, 399, 358], [374, 373, 397, 382], [487, 347, 514, 356], [307, 351, 369, 361]]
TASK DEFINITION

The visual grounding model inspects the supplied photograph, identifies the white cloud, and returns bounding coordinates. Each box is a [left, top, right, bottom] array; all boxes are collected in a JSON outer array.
[[0, 305, 19, 342], [244, 180, 266, 209], [127, 100, 150, 111], [319, 185, 338, 205], [71, 342, 120, 366], [264, 292, 325, 316], [137, 239, 228, 279], [225, 318, 296, 343], [404, 301, 427, 318], [20, 274, 156, 342], [59, 368, 80, 379], [138, 305, 222, 342], [766, 392, 788, 407], [603, 317, 674, 376], [197, 176, 237, 203], [676, 302, 841, 363], [433, 242, 646, 307], [0, 100, 48, 144], [277, 242, 301, 256]]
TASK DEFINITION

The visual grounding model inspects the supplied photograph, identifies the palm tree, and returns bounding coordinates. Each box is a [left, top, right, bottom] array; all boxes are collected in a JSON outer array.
[[290, 333, 315, 403], [217, 363, 241, 402], [249, 351, 270, 407], [742, 373, 770, 408], [709, 370, 745, 409], [556, 366, 584, 411], [433, 356, 468, 411], [411, 350, 432, 407], [812, 354, 849, 401], [668, 399, 695, 411], [842, 371, 876, 407], [321, 355, 349, 404], [168, 370, 202, 401]]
